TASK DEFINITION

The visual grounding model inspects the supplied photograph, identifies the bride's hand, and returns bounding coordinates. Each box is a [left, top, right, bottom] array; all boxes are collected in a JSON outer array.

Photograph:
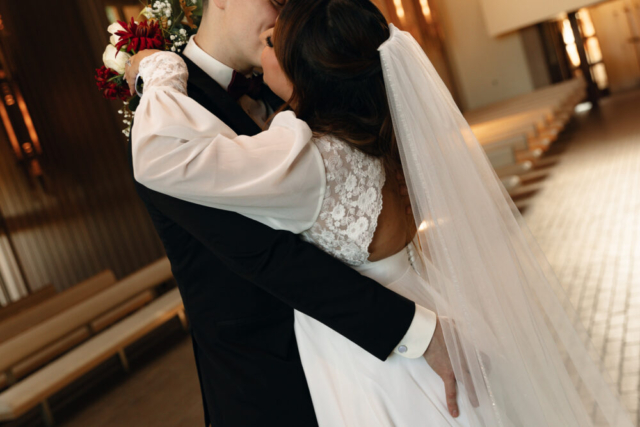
[[124, 49, 163, 95]]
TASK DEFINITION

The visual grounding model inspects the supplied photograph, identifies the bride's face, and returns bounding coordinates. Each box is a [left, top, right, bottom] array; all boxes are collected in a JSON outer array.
[[260, 28, 294, 102]]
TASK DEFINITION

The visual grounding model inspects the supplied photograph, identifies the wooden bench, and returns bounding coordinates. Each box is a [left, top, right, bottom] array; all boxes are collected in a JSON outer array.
[[494, 161, 534, 178], [0, 259, 171, 388], [0, 270, 117, 343], [467, 79, 586, 207], [0, 287, 185, 426], [0, 285, 56, 323], [465, 78, 586, 124], [467, 78, 586, 171]]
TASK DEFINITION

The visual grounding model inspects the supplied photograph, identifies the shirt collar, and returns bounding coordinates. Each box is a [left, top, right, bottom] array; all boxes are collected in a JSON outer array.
[[183, 35, 234, 90]]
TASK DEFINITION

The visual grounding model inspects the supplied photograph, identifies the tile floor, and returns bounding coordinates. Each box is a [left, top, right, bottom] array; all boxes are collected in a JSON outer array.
[[521, 89, 640, 425]]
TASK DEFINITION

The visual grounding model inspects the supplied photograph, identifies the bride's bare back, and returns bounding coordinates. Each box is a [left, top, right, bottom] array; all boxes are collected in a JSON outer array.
[[368, 169, 417, 262]]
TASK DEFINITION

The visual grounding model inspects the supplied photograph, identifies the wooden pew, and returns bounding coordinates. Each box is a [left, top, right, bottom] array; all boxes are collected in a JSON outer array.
[[5, 290, 157, 385], [0, 286, 56, 323], [0, 287, 185, 426], [494, 161, 534, 178], [485, 146, 516, 170], [0, 270, 117, 343], [467, 78, 586, 169], [464, 78, 585, 124], [0, 259, 171, 387]]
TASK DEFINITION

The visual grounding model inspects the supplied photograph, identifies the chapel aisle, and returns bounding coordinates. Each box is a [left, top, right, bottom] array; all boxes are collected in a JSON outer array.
[[521, 89, 640, 427]]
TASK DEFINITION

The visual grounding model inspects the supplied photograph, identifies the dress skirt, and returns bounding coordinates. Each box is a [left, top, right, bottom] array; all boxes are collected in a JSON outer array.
[[293, 244, 481, 427]]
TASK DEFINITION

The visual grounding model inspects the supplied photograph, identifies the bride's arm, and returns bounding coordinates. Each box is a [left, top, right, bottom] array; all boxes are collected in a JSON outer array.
[[131, 51, 325, 233]]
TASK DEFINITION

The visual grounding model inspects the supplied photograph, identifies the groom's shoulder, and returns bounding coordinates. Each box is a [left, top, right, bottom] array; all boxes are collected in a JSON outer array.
[[178, 53, 202, 90], [178, 53, 222, 109]]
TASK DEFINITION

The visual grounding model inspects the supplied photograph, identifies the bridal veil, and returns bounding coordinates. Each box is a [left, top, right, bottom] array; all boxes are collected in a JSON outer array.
[[379, 23, 634, 427]]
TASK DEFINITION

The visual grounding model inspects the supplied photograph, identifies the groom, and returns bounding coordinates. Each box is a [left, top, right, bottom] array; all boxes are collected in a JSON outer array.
[[125, 0, 458, 425]]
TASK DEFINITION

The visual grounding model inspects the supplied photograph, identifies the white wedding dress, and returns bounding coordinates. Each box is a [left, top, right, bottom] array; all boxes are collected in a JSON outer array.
[[131, 25, 635, 426], [131, 53, 478, 426], [295, 134, 478, 427]]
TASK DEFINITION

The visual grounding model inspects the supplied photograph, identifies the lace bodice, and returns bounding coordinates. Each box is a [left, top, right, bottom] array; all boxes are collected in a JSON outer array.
[[301, 137, 386, 266], [138, 51, 386, 266]]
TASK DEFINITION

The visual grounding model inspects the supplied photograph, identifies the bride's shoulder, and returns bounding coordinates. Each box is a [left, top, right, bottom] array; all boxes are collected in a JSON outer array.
[[311, 134, 385, 195], [312, 134, 381, 167], [312, 133, 353, 155]]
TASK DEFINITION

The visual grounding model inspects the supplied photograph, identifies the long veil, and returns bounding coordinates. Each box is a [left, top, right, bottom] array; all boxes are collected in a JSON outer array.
[[379, 24, 634, 427]]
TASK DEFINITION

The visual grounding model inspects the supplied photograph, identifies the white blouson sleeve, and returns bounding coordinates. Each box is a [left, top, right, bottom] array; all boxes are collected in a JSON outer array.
[[131, 52, 326, 234]]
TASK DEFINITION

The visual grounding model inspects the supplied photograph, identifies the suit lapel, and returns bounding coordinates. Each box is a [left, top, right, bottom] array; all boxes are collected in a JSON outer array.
[[180, 55, 263, 137]]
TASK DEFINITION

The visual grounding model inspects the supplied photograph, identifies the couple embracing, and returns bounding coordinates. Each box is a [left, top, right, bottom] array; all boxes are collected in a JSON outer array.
[[123, 1, 633, 426]]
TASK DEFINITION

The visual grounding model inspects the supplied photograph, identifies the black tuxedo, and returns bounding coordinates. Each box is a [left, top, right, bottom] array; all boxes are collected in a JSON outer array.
[[127, 55, 417, 427]]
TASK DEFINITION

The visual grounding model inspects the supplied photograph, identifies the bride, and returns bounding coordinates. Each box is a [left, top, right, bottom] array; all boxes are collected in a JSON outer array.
[[127, 0, 633, 425]]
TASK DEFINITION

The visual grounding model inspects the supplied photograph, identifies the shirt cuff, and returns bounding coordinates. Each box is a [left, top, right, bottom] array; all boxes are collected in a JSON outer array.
[[391, 303, 438, 359]]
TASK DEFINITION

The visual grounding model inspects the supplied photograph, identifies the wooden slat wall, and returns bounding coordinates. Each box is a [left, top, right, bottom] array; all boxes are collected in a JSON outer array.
[[0, 1, 167, 292]]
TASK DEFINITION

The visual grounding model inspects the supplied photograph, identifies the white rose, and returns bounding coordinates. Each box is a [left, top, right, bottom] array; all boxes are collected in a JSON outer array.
[[107, 22, 126, 47], [102, 45, 131, 74]]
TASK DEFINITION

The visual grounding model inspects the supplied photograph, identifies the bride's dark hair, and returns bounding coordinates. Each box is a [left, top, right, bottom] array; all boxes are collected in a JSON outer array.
[[273, 0, 400, 171]]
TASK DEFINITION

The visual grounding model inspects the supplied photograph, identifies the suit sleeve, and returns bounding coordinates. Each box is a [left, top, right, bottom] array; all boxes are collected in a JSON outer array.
[[390, 304, 437, 358], [146, 187, 417, 362]]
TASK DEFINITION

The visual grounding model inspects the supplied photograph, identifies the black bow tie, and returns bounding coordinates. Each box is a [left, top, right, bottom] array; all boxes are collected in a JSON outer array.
[[227, 71, 264, 101]]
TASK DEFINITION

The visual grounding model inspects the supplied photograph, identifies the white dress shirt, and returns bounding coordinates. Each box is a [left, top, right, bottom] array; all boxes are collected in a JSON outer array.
[[183, 36, 271, 127], [132, 47, 437, 359]]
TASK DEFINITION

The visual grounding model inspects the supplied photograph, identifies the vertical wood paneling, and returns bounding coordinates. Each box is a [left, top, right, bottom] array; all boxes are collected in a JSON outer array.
[[0, 1, 167, 293]]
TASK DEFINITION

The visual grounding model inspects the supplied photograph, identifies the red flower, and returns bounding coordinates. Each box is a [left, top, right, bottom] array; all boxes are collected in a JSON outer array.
[[95, 66, 130, 101], [114, 18, 165, 53]]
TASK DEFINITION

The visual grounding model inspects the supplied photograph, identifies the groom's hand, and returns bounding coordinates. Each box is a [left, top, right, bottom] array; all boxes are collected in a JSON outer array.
[[424, 317, 481, 418], [423, 317, 460, 418]]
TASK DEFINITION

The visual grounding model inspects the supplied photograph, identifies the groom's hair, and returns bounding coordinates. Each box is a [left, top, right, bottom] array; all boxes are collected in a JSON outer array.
[[273, 0, 401, 173]]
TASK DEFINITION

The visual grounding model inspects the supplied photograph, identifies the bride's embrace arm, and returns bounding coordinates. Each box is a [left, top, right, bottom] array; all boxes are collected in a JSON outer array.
[[127, 48, 463, 417], [131, 50, 325, 233], [126, 50, 439, 360]]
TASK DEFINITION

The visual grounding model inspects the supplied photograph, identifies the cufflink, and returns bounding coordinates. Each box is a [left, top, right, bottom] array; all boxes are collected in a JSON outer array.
[[397, 345, 408, 354]]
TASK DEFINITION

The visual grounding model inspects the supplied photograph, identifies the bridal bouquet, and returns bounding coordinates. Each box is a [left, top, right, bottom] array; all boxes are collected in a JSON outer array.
[[94, 0, 203, 136]]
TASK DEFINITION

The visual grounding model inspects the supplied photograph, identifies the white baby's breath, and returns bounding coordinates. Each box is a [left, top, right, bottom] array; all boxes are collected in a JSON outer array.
[[140, 6, 154, 19]]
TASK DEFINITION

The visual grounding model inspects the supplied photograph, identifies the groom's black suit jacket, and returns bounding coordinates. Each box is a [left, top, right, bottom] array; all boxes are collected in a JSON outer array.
[[127, 56, 417, 427]]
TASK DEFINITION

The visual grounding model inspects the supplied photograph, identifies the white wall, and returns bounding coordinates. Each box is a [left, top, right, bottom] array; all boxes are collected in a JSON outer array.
[[434, 0, 535, 111], [589, 0, 640, 92], [480, 0, 608, 37]]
